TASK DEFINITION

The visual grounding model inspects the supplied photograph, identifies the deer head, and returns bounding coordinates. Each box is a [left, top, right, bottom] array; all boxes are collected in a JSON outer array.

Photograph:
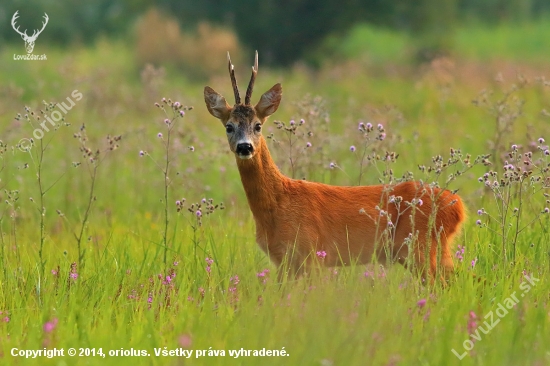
[[204, 52, 282, 160], [11, 11, 49, 54]]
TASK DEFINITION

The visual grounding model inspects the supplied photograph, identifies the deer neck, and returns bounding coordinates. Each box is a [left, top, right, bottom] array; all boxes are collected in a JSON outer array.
[[235, 137, 286, 222]]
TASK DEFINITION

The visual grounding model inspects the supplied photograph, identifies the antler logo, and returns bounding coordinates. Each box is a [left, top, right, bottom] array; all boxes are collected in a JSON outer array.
[[11, 11, 49, 54]]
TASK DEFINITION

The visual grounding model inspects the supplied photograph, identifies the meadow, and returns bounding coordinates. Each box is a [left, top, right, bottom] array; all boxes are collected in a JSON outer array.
[[1, 22, 550, 365]]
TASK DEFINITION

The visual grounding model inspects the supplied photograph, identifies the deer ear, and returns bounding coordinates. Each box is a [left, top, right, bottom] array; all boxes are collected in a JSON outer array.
[[204, 86, 231, 123], [255, 83, 282, 121]]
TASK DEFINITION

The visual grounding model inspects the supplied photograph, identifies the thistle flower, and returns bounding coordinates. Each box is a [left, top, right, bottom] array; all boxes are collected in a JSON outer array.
[[157, 132, 163, 138], [539, 138, 545, 144], [350, 145, 356, 152], [306, 142, 312, 148]]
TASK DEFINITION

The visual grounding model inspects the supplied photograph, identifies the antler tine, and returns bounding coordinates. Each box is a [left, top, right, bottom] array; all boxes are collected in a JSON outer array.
[[244, 51, 258, 105], [11, 11, 27, 37], [227, 52, 241, 105]]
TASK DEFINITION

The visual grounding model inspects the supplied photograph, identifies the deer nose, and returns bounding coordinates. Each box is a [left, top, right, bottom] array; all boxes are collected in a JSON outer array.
[[236, 142, 254, 155]]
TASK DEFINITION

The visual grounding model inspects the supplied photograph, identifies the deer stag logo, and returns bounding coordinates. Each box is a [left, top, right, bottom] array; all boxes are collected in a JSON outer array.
[[11, 11, 49, 54]]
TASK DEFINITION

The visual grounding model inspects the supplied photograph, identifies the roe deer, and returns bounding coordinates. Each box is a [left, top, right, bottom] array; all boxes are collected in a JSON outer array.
[[204, 52, 466, 281]]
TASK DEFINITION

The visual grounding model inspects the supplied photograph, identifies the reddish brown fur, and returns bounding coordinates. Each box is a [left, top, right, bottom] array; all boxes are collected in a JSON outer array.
[[204, 54, 466, 281], [236, 137, 465, 279]]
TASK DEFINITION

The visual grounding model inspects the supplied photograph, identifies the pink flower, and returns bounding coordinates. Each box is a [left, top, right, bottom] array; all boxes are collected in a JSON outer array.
[[178, 334, 192, 348], [230, 275, 240, 285], [43, 318, 58, 333], [417, 299, 427, 308], [316, 251, 327, 259]]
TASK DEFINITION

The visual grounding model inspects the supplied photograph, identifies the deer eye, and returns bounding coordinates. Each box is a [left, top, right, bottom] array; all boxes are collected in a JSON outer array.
[[226, 124, 234, 134], [254, 123, 262, 132]]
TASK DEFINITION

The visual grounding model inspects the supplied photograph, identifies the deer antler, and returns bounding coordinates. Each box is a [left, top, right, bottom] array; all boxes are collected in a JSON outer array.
[[227, 52, 241, 105], [245, 51, 258, 105], [11, 11, 28, 38], [30, 13, 49, 40]]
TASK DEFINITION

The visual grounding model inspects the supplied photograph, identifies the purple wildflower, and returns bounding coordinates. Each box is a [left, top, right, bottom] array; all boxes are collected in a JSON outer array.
[[417, 299, 427, 308], [350, 145, 356, 152], [316, 251, 327, 259]]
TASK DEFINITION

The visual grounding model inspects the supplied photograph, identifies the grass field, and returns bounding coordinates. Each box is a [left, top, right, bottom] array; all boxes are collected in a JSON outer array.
[[1, 22, 550, 365]]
